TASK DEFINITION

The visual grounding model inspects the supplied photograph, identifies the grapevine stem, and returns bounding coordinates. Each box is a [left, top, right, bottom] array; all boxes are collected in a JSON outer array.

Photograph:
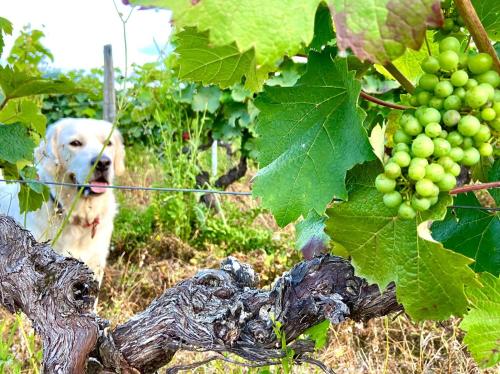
[[449, 181, 500, 195], [424, 34, 432, 56], [454, 0, 500, 73], [383, 62, 415, 94], [360, 91, 412, 110]]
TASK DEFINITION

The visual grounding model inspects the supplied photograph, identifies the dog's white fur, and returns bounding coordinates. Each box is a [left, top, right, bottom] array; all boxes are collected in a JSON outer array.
[[0, 118, 125, 283]]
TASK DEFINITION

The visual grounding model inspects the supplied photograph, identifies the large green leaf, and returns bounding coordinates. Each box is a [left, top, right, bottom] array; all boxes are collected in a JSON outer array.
[[308, 2, 335, 52], [472, 0, 500, 41], [0, 123, 35, 164], [0, 17, 13, 57], [0, 99, 47, 135], [326, 163, 476, 320], [330, 0, 443, 64], [488, 159, 500, 205], [431, 161, 500, 276], [461, 272, 500, 368], [132, 0, 321, 66], [0, 66, 82, 101], [175, 28, 265, 91], [253, 50, 374, 226]]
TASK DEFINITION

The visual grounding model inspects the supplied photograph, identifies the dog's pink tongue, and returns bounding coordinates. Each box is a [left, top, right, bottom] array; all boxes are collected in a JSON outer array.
[[90, 181, 108, 193]]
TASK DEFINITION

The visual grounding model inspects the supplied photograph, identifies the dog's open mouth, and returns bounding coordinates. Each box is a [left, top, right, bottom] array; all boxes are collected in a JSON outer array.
[[69, 174, 110, 195]]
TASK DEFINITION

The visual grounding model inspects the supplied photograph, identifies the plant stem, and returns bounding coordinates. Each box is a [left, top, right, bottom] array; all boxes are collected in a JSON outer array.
[[449, 181, 500, 195], [383, 62, 415, 94], [454, 0, 500, 73], [360, 91, 412, 110], [0, 97, 8, 111]]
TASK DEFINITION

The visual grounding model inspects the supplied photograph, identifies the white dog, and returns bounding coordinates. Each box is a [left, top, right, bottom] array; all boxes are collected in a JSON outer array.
[[0, 118, 125, 283]]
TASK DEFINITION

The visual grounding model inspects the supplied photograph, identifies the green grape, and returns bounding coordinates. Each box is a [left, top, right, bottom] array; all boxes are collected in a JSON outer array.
[[417, 91, 432, 106], [433, 138, 451, 157], [494, 90, 500, 102], [462, 147, 481, 166], [439, 36, 461, 53], [481, 107, 496, 121], [398, 202, 416, 220], [419, 74, 439, 91], [468, 53, 493, 74], [478, 83, 495, 101], [437, 173, 457, 191], [490, 118, 500, 131], [458, 53, 468, 69], [440, 130, 448, 138], [403, 116, 423, 136], [383, 191, 403, 208], [443, 95, 462, 110], [393, 151, 411, 167], [412, 135, 435, 157], [462, 137, 474, 149], [422, 56, 440, 74], [425, 163, 445, 182], [392, 143, 411, 154], [415, 107, 426, 121], [411, 195, 431, 211], [410, 96, 419, 106], [375, 174, 397, 193], [449, 162, 462, 177], [492, 102, 500, 115], [429, 97, 444, 110], [458, 115, 481, 136], [430, 184, 441, 197], [416, 178, 436, 197], [425, 122, 442, 137], [447, 131, 463, 146], [429, 195, 439, 206], [479, 142, 493, 156], [449, 147, 464, 162], [394, 129, 412, 144], [434, 80, 454, 98], [439, 50, 459, 71], [385, 162, 402, 179], [450, 70, 468, 87], [476, 70, 500, 88], [437, 156, 455, 170], [410, 157, 429, 167], [442, 18, 455, 32], [443, 110, 461, 127], [454, 87, 466, 99], [473, 124, 491, 143], [408, 164, 426, 180], [465, 78, 478, 89], [465, 86, 489, 108], [420, 108, 441, 124]]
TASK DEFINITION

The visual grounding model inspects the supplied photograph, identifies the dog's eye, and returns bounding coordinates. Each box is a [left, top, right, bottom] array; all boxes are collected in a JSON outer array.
[[70, 140, 82, 147]]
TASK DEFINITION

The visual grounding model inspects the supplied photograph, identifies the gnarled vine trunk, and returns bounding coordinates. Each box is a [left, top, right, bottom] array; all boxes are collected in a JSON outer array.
[[0, 215, 402, 373]]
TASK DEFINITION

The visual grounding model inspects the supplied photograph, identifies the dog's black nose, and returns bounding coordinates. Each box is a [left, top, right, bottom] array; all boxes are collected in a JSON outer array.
[[91, 156, 112, 171]]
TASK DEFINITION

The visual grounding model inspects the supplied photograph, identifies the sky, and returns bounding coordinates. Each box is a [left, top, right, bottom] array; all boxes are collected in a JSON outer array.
[[2, 0, 173, 71]]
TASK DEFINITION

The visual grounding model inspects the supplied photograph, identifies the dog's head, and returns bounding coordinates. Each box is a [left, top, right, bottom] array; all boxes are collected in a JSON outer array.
[[35, 118, 125, 196]]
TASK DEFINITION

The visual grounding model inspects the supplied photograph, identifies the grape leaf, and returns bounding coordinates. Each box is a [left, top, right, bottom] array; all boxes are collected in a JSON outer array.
[[0, 66, 82, 101], [253, 50, 374, 226], [308, 2, 335, 52], [431, 161, 500, 276], [191, 86, 221, 113], [0, 99, 47, 136], [132, 0, 321, 66], [0, 17, 13, 57], [330, 0, 443, 64], [0, 123, 36, 164], [488, 159, 500, 205], [175, 28, 265, 91], [304, 320, 330, 349], [296, 209, 330, 258], [460, 272, 500, 368], [18, 183, 48, 214], [326, 162, 476, 320], [472, 0, 500, 41], [375, 32, 439, 84]]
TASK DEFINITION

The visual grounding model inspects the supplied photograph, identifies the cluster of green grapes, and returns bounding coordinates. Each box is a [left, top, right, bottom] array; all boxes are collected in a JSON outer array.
[[438, 0, 465, 36], [376, 36, 499, 219]]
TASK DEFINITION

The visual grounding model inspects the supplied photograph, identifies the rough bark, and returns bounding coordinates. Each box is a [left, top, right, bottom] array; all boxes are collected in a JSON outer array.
[[0, 215, 402, 373]]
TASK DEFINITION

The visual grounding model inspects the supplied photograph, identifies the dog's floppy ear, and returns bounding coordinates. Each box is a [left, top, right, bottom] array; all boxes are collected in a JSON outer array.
[[35, 121, 62, 171], [113, 129, 125, 176]]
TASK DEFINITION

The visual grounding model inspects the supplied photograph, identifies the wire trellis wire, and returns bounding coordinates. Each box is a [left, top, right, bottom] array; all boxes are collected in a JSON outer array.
[[0, 178, 499, 211]]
